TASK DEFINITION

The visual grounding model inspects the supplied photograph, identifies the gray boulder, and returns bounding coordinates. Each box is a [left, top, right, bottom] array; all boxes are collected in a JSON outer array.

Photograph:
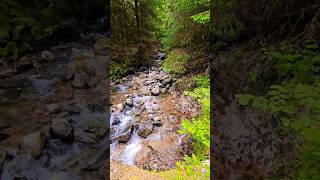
[[52, 118, 73, 138], [151, 85, 160, 96], [41, 50, 55, 61], [20, 132, 45, 157], [137, 122, 154, 138]]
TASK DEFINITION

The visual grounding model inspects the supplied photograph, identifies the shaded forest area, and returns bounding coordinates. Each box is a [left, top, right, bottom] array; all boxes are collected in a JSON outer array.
[[209, 0, 320, 179], [0, 0, 109, 60], [110, 0, 320, 179], [0, 0, 320, 179], [0, 0, 110, 179]]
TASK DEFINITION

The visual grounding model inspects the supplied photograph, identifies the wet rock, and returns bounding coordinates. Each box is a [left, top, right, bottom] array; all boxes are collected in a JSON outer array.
[[151, 85, 160, 96], [110, 126, 117, 137], [41, 50, 55, 61], [144, 80, 156, 86], [46, 103, 60, 113], [51, 118, 73, 139], [160, 88, 168, 94], [162, 77, 172, 85], [133, 99, 144, 107], [74, 55, 108, 88], [112, 117, 121, 125], [20, 132, 45, 157], [132, 84, 138, 90], [137, 122, 154, 138], [158, 52, 166, 60], [125, 98, 133, 107], [118, 126, 133, 143], [75, 132, 98, 144], [141, 86, 151, 96], [116, 103, 125, 112], [139, 73, 147, 78], [152, 117, 162, 127], [75, 119, 108, 144], [65, 145, 107, 173]]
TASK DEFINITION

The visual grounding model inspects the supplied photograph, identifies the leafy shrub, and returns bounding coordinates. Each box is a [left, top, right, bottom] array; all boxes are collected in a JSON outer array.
[[235, 40, 320, 179], [0, 41, 19, 63], [110, 63, 129, 80], [191, 11, 210, 24], [170, 155, 210, 180], [165, 75, 210, 179], [179, 75, 210, 154], [162, 49, 191, 74]]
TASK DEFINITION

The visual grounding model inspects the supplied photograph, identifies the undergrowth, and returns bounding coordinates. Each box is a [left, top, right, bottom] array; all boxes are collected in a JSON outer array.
[[162, 75, 210, 179], [235, 40, 320, 179], [162, 49, 191, 74]]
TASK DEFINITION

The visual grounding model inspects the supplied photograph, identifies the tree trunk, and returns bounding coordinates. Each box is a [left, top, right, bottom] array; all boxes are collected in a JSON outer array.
[[134, 0, 141, 43], [134, 0, 142, 66], [123, 0, 129, 45]]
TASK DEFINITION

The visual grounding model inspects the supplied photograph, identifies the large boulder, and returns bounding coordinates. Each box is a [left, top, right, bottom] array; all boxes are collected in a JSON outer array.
[[137, 122, 154, 138], [75, 119, 108, 144], [116, 103, 125, 112], [152, 117, 162, 127], [118, 126, 133, 143], [20, 132, 45, 157], [151, 85, 160, 96], [51, 118, 73, 139], [112, 116, 121, 125], [125, 98, 133, 107], [74, 54, 108, 88], [141, 86, 151, 96], [41, 50, 55, 61]]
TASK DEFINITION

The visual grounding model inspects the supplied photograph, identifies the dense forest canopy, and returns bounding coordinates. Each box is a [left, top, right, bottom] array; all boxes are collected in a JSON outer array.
[[0, 0, 108, 62]]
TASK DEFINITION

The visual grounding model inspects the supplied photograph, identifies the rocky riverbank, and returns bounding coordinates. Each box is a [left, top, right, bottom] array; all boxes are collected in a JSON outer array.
[[0, 33, 109, 179], [110, 63, 201, 172]]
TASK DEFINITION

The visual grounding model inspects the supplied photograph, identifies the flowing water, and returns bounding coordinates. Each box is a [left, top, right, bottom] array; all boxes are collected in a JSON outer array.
[[110, 52, 197, 170]]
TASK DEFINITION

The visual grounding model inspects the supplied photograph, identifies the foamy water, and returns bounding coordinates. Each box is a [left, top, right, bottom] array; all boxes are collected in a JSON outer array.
[[110, 85, 162, 166]]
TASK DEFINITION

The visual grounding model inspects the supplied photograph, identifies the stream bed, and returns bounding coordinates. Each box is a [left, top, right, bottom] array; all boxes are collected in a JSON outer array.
[[109, 62, 200, 171]]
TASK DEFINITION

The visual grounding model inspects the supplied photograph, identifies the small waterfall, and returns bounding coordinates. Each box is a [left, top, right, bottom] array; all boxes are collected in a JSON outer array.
[[121, 132, 142, 165], [110, 89, 162, 165]]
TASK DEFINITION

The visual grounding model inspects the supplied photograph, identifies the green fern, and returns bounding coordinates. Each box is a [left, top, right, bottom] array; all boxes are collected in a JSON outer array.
[[191, 11, 210, 24]]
